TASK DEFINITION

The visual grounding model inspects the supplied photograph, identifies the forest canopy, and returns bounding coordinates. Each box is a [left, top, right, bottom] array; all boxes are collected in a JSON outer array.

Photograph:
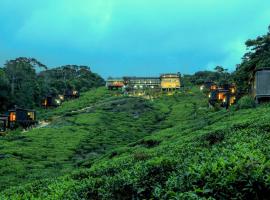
[[0, 57, 105, 111]]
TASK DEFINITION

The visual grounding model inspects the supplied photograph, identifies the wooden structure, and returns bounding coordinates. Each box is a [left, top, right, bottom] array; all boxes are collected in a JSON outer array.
[[106, 78, 125, 90], [42, 95, 63, 108], [252, 68, 270, 103], [65, 89, 80, 99], [7, 108, 37, 129], [160, 73, 181, 91], [209, 84, 236, 108], [201, 81, 217, 91]]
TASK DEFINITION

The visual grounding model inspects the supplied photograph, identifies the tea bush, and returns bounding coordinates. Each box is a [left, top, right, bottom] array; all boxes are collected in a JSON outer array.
[[1, 87, 270, 199], [236, 95, 256, 110]]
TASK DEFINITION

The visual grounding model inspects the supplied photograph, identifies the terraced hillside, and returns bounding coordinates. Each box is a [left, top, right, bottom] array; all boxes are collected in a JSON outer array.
[[1, 87, 270, 199]]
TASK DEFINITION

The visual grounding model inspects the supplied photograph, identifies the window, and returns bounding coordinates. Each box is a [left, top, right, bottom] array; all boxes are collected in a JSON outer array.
[[10, 112, 16, 122], [27, 112, 35, 120]]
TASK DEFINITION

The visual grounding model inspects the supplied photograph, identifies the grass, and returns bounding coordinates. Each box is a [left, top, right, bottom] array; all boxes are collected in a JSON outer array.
[[1, 86, 270, 199], [0, 87, 180, 192]]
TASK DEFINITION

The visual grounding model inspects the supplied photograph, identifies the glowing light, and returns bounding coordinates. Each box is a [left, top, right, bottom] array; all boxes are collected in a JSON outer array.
[[10, 112, 16, 122], [73, 91, 78, 95], [59, 95, 64, 100], [200, 85, 204, 91]]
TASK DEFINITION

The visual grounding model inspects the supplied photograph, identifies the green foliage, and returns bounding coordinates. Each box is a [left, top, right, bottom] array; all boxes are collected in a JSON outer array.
[[0, 69, 9, 110], [236, 96, 256, 110], [234, 25, 270, 94], [39, 65, 105, 94], [188, 70, 232, 86], [1, 86, 270, 199], [0, 58, 104, 111]]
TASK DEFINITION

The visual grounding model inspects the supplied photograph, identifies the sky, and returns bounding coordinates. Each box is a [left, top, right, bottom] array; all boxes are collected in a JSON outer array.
[[0, 0, 270, 78]]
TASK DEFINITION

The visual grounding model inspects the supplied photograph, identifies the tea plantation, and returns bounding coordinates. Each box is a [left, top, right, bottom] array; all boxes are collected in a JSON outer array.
[[1, 87, 270, 199]]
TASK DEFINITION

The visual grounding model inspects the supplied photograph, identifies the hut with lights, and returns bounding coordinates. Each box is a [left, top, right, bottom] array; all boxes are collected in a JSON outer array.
[[208, 83, 236, 109], [106, 77, 125, 90], [64, 89, 80, 99], [200, 81, 217, 91], [7, 107, 37, 129], [42, 94, 63, 108]]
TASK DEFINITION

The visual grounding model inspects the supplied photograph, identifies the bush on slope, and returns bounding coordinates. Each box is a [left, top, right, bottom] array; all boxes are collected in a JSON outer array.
[[3, 88, 270, 199], [0, 88, 182, 191]]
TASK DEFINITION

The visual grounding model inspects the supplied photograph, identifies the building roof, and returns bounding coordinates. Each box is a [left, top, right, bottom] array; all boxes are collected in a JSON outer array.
[[160, 73, 181, 78], [254, 67, 270, 72], [123, 76, 160, 80], [8, 107, 36, 112]]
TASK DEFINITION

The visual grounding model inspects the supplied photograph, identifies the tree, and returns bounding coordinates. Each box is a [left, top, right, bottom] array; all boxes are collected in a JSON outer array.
[[3, 57, 46, 108], [233, 25, 270, 94], [40, 65, 105, 94], [0, 69, 10, 111], [214, 66, 225, 73], [0, 57, 104, 111]]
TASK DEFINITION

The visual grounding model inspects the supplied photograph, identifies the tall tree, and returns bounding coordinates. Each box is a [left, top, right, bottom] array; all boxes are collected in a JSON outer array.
[[0, 69, 10, 111], [3, 57, 46, 108], [233, 25, 270, 93]]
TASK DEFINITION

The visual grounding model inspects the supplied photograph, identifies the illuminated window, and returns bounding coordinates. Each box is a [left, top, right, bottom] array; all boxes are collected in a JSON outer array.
[[10, 112, 16, 122], [27, 112, 35, 120], [72, 91, 78, 95], [43, 99, 48, 106]]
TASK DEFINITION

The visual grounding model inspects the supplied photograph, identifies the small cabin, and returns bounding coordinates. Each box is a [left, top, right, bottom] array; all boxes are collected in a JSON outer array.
[[200, 81, 217, 91], [160, 73, 181, 91], [220, 83, 236, 93], [106, 78, 125, 90], [65, 90, 80, 99], [8, 108, 37, 129], [0, 115, 8, 132], [209, 89, 236, 108], [42, 95, 62, 108], [252, 68, 270, 103]]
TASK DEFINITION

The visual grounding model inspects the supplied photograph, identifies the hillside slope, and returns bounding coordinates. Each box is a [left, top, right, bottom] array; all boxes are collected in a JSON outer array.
[[1, 87, 270, 199]]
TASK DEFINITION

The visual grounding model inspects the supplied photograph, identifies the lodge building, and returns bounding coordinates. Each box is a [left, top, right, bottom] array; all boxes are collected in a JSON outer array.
[[106, 73, 181, 94], [160, 73, 181, 91], [106, 77, 125, 90]]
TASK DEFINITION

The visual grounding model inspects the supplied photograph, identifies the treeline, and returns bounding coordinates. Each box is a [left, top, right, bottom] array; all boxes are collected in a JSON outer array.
[[182, 66, 233, 87], [0, 57, 105, 111], [184, 25, 270, 95]]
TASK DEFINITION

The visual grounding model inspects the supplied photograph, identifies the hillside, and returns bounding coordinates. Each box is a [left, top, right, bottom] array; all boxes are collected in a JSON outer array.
[[1, 87, 270, 199]]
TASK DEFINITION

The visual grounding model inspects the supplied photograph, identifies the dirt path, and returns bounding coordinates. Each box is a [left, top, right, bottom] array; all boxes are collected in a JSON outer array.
[[37, 121, 50, 128]]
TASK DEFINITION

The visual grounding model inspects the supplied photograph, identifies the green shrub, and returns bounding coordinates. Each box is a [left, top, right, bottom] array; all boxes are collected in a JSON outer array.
[[236, 96, 256, 110]]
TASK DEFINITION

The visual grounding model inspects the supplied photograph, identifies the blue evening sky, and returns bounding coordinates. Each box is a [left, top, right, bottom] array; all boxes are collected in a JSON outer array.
[[0, 0, 270, 78]]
